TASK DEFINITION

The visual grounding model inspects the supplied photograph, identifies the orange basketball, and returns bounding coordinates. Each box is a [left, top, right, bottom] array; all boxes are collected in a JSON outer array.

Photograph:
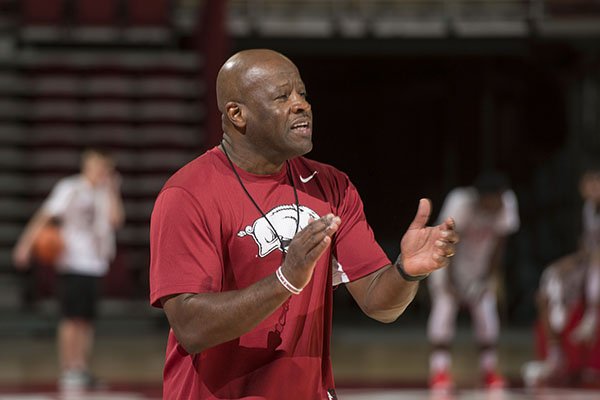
[[33, 224, 64, 267]]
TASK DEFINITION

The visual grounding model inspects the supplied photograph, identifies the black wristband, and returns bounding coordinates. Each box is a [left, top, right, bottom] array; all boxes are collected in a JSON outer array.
[[396, 259, 429, 282]]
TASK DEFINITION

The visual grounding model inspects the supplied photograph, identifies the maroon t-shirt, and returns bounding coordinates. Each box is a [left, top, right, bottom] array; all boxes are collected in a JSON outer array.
[[150, 147, 390, 399]]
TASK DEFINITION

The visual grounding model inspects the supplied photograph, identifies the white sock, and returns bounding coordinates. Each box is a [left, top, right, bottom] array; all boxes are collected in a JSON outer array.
[[480, 349, 497, 372], [430, 350, 451, 374]]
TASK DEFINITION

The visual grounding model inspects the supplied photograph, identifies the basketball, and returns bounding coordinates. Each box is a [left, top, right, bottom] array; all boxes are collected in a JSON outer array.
[[32, 224, 64, 267]]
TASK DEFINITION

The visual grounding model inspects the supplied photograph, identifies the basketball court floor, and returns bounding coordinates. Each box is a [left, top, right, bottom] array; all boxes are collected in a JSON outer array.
[[1, 318, 599, 400], [1, 387, 599, 400]]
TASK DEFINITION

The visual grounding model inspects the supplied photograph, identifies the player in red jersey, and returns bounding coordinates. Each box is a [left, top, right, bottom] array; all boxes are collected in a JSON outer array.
[[522, 168, 600, 387], [150, 49, 458, 399]]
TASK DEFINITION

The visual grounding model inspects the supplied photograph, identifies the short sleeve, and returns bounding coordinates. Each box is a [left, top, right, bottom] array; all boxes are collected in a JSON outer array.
[[42, 179, 75, 217], [332, 175, 390, 283], [149, 187, 223, 307]]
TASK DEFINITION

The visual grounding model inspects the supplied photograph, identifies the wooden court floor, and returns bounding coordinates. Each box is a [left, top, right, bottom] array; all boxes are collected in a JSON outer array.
[[1, 311, 599, 399], [1, 388, 600, 399], [0, 296, 600, 400]]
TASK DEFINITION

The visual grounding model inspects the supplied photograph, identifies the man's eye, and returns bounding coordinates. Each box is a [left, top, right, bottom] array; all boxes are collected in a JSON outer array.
[[300, 92, 308, 98], [276, 94, 288, 100]]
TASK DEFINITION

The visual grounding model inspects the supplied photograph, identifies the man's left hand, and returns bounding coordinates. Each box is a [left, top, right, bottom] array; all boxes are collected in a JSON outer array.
[[400, 198, 458, 277]]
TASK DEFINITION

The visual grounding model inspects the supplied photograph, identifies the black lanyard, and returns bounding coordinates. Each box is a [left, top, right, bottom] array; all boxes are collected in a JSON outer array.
[[221, 142, 300, 253]]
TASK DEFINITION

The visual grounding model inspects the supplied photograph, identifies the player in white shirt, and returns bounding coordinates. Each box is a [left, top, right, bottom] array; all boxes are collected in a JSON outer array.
[[13, 149, 125, 390], [427, 171, 520, 390]]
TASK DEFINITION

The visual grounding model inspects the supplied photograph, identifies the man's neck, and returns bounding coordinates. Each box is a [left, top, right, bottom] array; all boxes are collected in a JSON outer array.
[[219, 139, 285, 175]]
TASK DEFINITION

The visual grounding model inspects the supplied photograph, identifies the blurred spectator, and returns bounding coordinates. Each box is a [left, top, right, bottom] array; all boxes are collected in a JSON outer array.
[[427, 171, 520, 391], [12, 148, 125, 391], [522, 167, 600, 388]]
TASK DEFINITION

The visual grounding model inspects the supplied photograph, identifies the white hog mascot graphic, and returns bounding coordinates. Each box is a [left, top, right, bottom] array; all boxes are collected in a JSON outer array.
[[238, 204, 320, 257]]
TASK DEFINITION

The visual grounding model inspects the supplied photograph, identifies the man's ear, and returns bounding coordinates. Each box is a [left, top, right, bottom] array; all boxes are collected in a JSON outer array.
[[225, 102, 246, 129]]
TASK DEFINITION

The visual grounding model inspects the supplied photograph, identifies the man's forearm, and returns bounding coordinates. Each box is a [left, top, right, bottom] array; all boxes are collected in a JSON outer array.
[[162, 272, 292, 354], [354, 264, 420, 323], [108, 189, 125, 228], [15, 211, 51, 253]]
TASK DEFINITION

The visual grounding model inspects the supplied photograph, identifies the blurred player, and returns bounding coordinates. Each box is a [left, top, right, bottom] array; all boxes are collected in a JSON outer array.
[[427, 171, 520, 390], [522, 167, 600, 387], [13, 148, 125, 391]]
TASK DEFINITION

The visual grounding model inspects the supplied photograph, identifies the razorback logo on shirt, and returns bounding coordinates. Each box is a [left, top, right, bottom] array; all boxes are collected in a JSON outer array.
[[237, 204, 319, 257]]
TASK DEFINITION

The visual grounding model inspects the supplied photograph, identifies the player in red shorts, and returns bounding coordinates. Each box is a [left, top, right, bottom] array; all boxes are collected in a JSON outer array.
[[522, 168, 600, 387], [149, 49, 459, 399]]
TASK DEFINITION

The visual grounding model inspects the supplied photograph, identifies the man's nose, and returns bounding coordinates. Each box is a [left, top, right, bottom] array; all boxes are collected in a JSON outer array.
[[291, 93, 311, 113]]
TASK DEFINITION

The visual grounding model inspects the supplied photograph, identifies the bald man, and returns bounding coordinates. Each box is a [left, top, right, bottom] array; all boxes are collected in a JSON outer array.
[[149, 49, 458, 399]]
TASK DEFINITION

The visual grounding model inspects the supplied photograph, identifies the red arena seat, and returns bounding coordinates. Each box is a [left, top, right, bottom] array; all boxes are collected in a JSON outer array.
[[74, 0, 120, 26], [127, 0, 170, 26], [22, 0, 65, 25]]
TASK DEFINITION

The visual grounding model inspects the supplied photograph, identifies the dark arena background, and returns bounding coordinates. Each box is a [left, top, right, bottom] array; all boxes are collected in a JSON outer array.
[[1, 1, 600, 398]]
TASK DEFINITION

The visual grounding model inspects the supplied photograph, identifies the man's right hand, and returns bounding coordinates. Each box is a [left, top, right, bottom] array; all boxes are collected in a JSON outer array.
[[160, 213, 341, 354], [281, 214, 341, 290]]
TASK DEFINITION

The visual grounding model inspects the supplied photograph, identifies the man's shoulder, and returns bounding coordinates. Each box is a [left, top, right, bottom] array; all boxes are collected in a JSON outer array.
[[447, 186, 477, 201], [163, 147, 222, 190], [53, 175, 83, 191]]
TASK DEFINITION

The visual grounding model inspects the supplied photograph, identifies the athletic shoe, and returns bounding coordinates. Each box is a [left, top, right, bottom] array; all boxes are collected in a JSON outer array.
[[430, 370, 454, 391], [59, 370, 105, 392], [483, 370, 506, 389], [521, 361, 548, 388], [521, 359, 568, 388]]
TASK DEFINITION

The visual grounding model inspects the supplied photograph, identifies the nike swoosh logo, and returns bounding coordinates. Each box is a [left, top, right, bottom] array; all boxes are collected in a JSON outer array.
[[299, 171, 318, 183]]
